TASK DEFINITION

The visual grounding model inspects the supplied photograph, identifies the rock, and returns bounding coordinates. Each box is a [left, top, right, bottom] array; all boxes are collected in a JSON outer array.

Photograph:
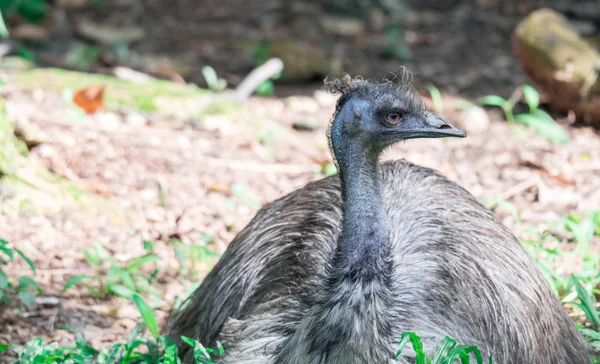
[[123, 52, 192, 79], [75, 18, 144, 45], [320, 16, 365, 37], [258, 40, 332, 82], [458, 105, 490, 134], [512, 8, 600, 128]]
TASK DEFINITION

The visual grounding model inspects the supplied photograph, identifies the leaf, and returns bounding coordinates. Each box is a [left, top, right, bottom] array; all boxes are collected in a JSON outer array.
[[522, 85, 540, 112], [18, 289, 35, 306], [143, 241, 154, 252], [109, 284, 136, 298], [0, 10, 8, 38], [162, 344, 180, 364], [0, 245, 14, 261], [481, 197, 521, 224], [15, 249, 36, 274], [127, 255, 160, 271], [73, 85, 105, 114], [396, 332, 429, 363], [157, 182, 167, 209], [0, 343, 7, 353], [323, 163, 337, 177], [83, 249, 100, 266], [18, 276, 42, 293], [431, 336, 457, 364], [133, 293, 159, 338], [446, 345, 484, 363], [565, 213, 596, 248], [515, 112, 569, 143], [0, 269, 8, 290], [201, 66, 227, 92], [201, 66, 218, 87], [63, 275, 96, 292], [477, 95, 508, 108], [426, 83, 444, 115], [571, 277, 600, 327], [579, 328, 600, 341], [216, 341, 225, 356], [255, 80, 274, 97], [103, 343, 124, 363], [108, 267, 136, 290]]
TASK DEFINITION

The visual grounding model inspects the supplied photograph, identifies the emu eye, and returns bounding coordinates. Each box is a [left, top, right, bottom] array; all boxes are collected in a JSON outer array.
[[386, 112, 402, 125]]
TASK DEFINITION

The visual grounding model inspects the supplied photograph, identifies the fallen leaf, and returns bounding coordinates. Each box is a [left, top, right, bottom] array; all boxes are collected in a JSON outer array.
[[73, 85, 105, 114]]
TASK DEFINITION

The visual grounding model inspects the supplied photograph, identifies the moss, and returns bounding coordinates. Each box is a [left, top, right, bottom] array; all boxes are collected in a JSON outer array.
[[514, 9, 599, 86], [12, 68, 207, 113]]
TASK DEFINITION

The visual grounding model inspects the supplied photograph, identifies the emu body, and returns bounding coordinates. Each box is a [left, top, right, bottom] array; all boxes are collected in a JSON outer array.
[[167, 76, 591, 364]]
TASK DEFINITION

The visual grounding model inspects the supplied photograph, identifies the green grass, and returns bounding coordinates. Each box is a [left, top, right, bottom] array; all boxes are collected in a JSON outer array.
[[0, 239, 39, 307], [62, 242, 163, 305], [4, 294, 224, 364]]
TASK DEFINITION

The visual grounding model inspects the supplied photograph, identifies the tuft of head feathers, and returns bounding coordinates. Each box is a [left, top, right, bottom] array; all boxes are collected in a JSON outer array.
[[323, 68, 426, 171], [323, 68, 425, 117]]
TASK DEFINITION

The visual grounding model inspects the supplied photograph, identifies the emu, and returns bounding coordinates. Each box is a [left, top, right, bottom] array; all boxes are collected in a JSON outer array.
[[167, 73, 592, 363]]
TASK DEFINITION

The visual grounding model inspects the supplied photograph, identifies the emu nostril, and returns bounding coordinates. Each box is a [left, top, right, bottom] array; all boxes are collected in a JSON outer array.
[[439, 124, 452, 130]]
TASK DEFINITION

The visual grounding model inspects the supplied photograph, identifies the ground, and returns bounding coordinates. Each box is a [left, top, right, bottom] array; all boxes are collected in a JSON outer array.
[[0, 0, 599, 361]]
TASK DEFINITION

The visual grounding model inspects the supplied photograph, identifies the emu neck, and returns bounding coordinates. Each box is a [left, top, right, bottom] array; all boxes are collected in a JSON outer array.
[[336, 145, 389, 279]]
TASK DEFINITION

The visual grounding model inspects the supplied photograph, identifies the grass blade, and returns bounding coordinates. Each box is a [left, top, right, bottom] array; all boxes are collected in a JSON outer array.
[[522, 85, 539, 112], [63, 275, 96, 292], [133, 293, 160, 338], [15, 249, 36, 274]]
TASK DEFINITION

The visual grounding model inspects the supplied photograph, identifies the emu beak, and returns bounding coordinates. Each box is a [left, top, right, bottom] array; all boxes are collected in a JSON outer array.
[[396, 112, 466, 139]]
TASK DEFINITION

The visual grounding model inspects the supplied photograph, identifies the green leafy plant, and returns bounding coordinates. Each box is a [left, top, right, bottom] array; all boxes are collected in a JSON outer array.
[[396, 332, 491, 363], [569, 277, 600, 352], [520, 209, 600, 355], [8, 295, 225, 363], [201, 66, 227, 92], [0, 0, 49, 24], [477, 85, 569, 143], [0, 239, 41, 306], [481, 197, 521, 224], [171, 236, 221, 279], [255, 72, 281, 98], [63, 243, 162, 303]]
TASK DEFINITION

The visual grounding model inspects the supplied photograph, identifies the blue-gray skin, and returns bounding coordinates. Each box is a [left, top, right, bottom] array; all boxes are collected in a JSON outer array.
[[166, 74, 592, 364]]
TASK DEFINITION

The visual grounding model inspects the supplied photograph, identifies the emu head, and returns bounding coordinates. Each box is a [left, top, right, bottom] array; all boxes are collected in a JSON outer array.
[[325, 71, 466, 173]]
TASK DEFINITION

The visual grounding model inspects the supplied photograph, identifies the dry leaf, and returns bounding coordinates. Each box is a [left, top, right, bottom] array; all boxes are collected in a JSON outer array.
[[73, 85, 105, 114]]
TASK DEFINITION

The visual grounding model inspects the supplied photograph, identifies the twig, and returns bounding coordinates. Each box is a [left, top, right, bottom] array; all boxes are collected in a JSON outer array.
[[497, 176, 541, 201], [47, 308, 58, 332], [221, 58, 284, 101]]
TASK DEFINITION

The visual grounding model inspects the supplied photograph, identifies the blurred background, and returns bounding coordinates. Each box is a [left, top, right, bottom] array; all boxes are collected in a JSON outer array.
[[0, 0, 599, 361]]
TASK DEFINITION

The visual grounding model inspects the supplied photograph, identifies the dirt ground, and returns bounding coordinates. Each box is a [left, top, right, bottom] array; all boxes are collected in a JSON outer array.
[[1, 0, 600, 360]]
